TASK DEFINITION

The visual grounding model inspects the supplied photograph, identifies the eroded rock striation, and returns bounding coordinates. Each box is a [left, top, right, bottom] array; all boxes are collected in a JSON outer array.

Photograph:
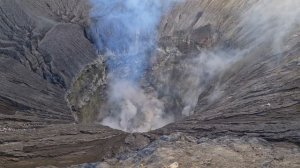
[[0, 0, 299, 167]]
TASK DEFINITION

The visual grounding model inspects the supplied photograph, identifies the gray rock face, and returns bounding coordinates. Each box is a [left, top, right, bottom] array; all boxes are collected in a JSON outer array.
[[0, 0, 96, 123], [72, 134, 300, 168], [0, 124, 128, 168], [0, 0, 299, 167], [0, 1, 133, 167], [153, 0, 300, 143], [67, 59, 107, 123]]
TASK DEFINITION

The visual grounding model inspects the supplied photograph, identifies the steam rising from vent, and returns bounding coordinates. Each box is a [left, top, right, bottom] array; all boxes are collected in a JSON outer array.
[[90, 0, 168, 81], [89, 0, 178, 132], [101, 81, 174, 132], [178, 0, 300, 115], [236, 0, 300, 54], [89, 0, 300, 132]]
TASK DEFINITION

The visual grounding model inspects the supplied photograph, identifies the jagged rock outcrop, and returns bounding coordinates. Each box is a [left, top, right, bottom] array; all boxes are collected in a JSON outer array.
[[67, 59, 108, 123], [71, 134, 300, 168]]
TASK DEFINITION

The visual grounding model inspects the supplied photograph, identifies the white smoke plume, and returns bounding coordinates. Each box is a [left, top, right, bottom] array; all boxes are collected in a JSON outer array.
[[236, 0, 300, 54], [180, 49, 242, 116], [90, 0, 180, 132], [89, 0, 300, 132], [102, 80, 174, 132], [155, 0, 300, 117]]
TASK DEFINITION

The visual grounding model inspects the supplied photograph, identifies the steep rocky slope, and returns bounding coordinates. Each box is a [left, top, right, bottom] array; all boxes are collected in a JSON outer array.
[[155, 0, 300, 143], [0, 0, 299, 167], [0, 1, 119, 167], [0, 0, 96, 124]]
